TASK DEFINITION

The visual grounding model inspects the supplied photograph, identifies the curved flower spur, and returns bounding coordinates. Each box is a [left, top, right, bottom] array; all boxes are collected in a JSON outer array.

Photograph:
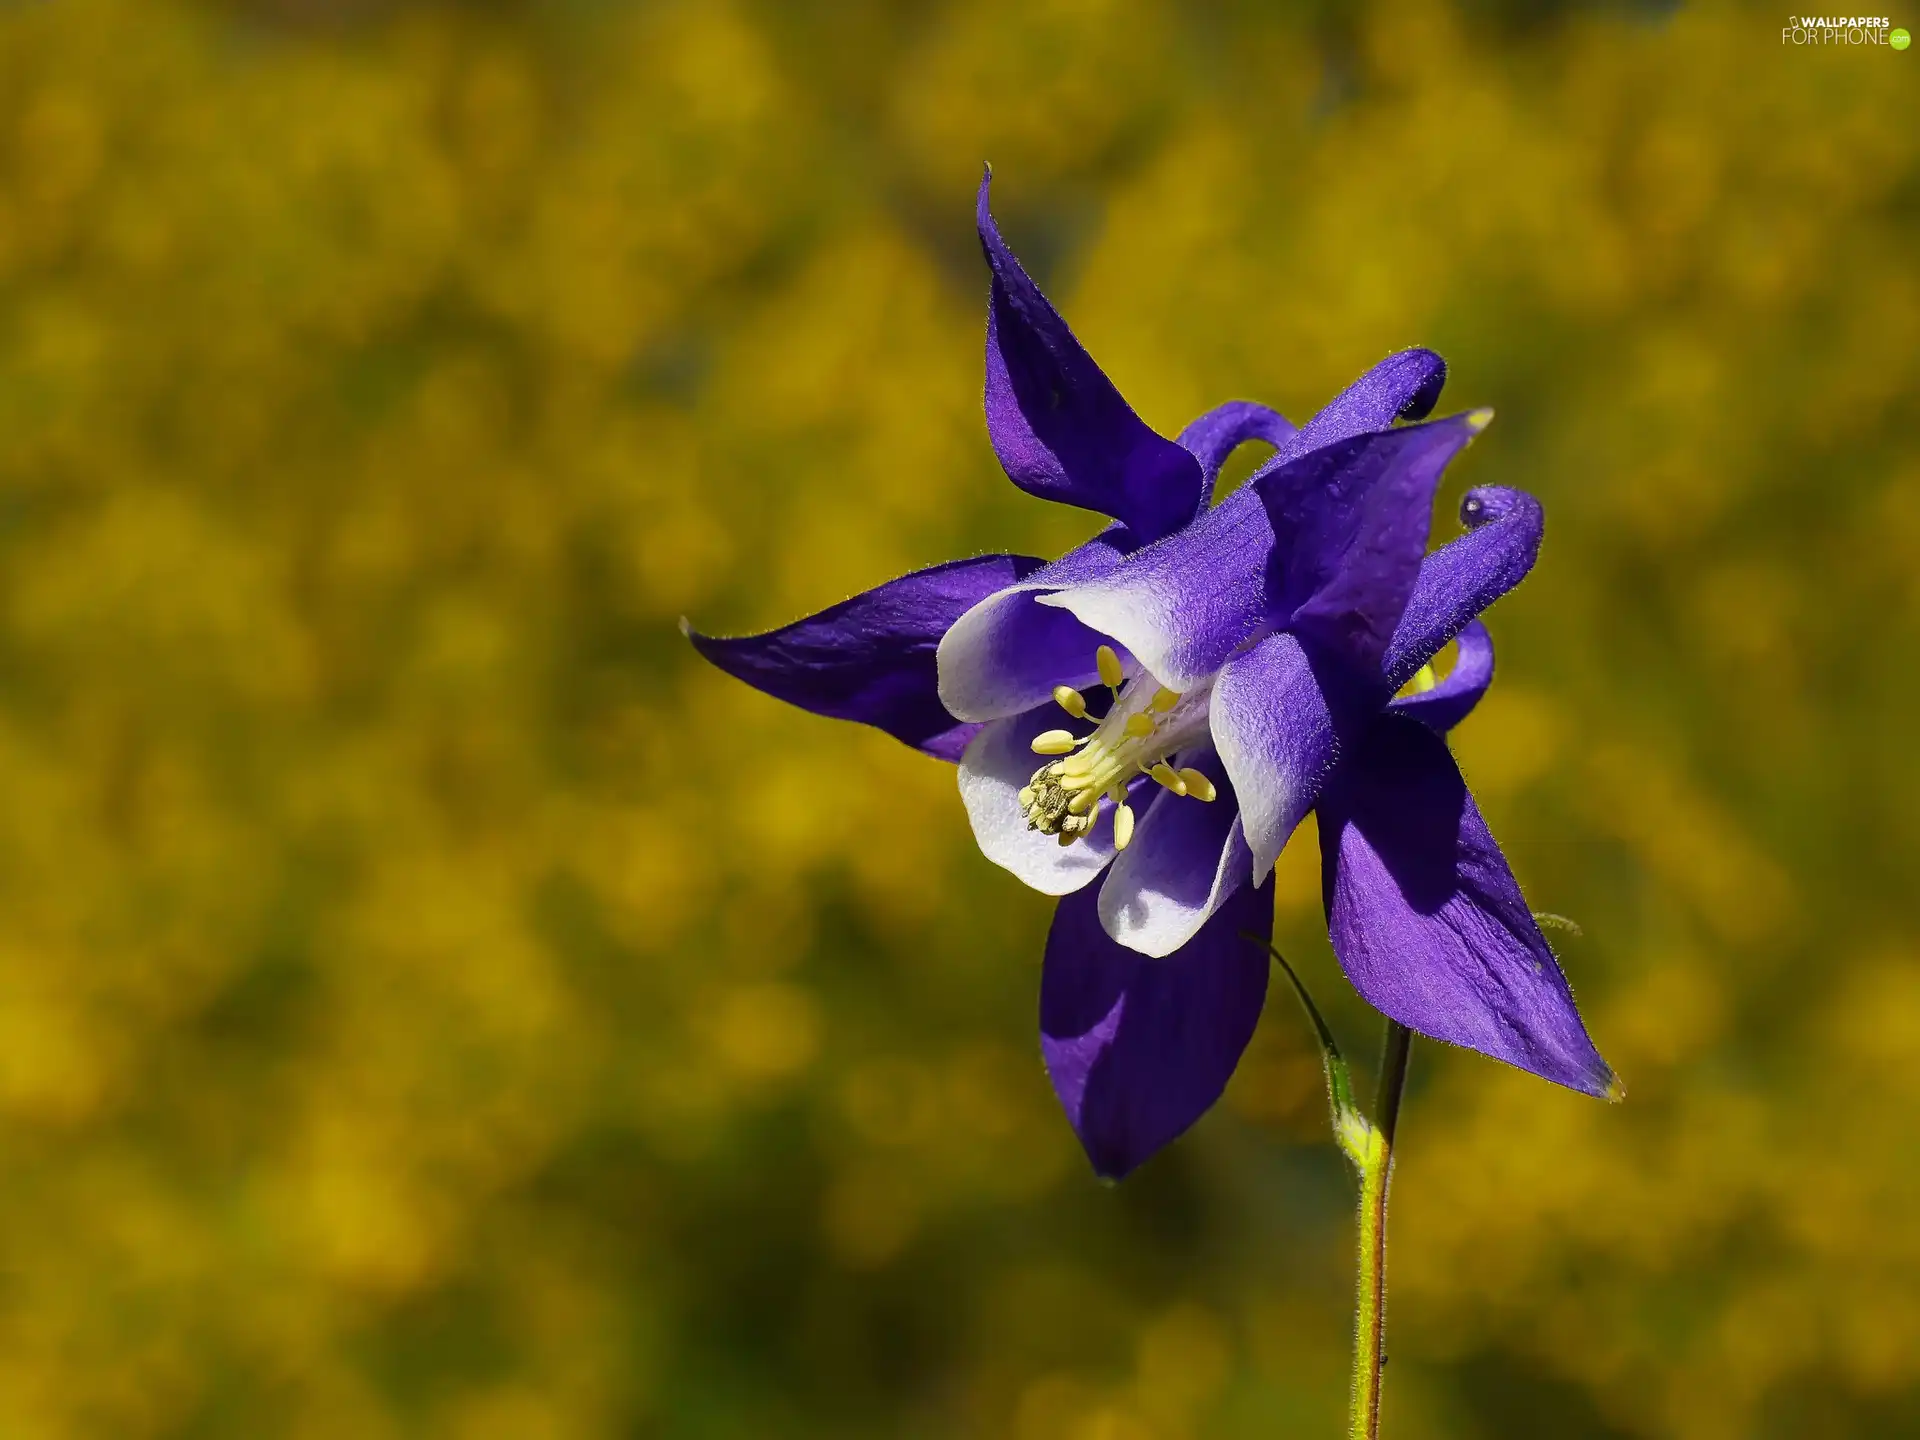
[[688, 173, 1611, 1180]]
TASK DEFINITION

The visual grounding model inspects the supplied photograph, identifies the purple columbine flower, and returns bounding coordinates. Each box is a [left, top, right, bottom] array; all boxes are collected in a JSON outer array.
[[688, 173, 1612, 1179]]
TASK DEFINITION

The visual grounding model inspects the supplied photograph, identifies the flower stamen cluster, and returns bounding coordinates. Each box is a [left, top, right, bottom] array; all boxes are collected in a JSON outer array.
[[1018, 644, 1216, 850]]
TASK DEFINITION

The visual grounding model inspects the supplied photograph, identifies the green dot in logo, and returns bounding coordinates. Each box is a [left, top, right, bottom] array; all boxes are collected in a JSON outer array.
[[1894, 26, 1912, 49]]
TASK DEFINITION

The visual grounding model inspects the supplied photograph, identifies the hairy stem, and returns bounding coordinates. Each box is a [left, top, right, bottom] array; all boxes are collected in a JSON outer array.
[[1351, 1021, 1412, 1440]]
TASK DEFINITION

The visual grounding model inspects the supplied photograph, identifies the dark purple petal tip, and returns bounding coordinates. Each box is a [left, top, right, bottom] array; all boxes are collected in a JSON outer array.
[[1254, 348, 1450, 479], [686, 553, 1044, 762], [1320, 714, 1614, 1098], [1396, 351, 1448, 421], [1382, 484, 1544, 694], [977, 170, 1204, 541], [1460, 484, 1528, 528]]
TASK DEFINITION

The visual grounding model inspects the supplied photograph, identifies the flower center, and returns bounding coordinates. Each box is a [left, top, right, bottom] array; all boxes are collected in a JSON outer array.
[[1018, 645, 1218, 850]]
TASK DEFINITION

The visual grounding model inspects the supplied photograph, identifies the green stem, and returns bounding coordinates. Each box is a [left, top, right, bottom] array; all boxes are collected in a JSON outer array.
[[1350, 1021, 1412, 1440]]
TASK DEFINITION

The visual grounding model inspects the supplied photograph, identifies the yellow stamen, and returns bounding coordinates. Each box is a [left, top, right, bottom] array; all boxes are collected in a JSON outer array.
[[1177, 768, 1216, 802], [1113, 802, 1135, 851], [1149, 762, 1187, 795], [1020, 665, 1217, 839]]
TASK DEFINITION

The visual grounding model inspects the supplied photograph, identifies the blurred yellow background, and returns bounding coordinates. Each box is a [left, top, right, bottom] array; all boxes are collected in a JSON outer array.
[[0, 0, 1914, 1435]]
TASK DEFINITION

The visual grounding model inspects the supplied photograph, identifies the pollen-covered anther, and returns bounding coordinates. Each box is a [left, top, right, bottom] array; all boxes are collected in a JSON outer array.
[[1124, 713, 1155, 739], [1052, 685, 1088, 719], [1030, 729, 1079, 755], [1113, 803, 1135, 851], [1177, 768, 1216, 803], [1148, 762, 1187, 796], [1021, 763, 1075, 835], [1095, 644, 1125, 689], [1150, 687, 1180, 714]]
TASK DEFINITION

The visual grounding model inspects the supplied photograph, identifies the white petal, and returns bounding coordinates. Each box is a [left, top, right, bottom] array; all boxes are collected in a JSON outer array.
[[1096, 748, 1252, 958], [957, 710, 1116, 896]]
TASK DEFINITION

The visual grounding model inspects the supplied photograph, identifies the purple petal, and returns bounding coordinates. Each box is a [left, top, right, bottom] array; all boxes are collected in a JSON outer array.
[[1041, 873, 1272, 1180], [1032, 361, 1462, 693], [957, 707, 1123, 895], [1176, 401, 1296, 492], [937, 530, 1135, 723], [1382, 486, 1543, 694], [1262, 411, 1491, 676], [1254, 349, 1448, 475], [1097, 743, 1253, 958], [1389, 620, 1494, 733], [1209, 630, 1339, 879], [1319, 714, 1614, 1097], [979, 171, 1205, 541], [686, 554, 1044, 761], [1034, 482, 1274, 692], [1038, 413, 1487, 696]]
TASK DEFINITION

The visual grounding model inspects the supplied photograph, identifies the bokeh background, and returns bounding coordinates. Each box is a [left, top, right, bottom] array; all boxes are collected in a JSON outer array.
[[0, 0, 1915, 1435]]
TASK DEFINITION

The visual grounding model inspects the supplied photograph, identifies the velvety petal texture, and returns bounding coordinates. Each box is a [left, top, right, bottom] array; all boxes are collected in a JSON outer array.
[[1036, 482, 1275, 691], [1209, 631, 1339, 878], [1390, 619, 1494, 734], [1253, 349, 1447, 476], [978, 172, 1203, 541], [1383, 485, 1543, 693], [1034, 360, 1459, 691], [1319, 714, 1614, 1097], [1261, 410, 1491, 676], [686, 553, 1044, 761], [1041, 412, 1486, 695], [1175, 400, 1296, 492], [1041, 874, 1273, 1179]]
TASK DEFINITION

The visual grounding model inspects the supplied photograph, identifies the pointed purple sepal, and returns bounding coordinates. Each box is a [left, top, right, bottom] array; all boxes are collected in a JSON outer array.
[[686, 553, 1044, 761], [1041, 874, 1272, 1180], [1318, 714, 1614, 1097], [979, 171, 1204, 542]]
